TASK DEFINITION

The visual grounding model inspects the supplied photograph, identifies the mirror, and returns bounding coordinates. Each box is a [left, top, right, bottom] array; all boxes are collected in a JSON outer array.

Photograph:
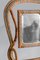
[[18, 10, 40, 48], [23, 14, 40, 43]]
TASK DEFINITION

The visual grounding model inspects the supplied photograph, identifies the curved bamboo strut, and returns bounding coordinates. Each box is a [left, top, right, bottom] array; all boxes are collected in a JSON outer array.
[[7, 47, 18, 60]]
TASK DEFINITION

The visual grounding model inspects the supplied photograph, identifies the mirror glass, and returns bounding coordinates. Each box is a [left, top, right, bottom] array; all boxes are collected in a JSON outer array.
[[22, 14, 40, 43]]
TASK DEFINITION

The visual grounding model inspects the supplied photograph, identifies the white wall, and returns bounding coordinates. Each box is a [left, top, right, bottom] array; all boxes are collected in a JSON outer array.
[[0, 0, 40, 60]]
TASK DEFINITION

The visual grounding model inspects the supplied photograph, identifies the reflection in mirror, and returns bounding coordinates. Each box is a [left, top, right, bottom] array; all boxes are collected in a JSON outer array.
[[22, 14, 40, 43]]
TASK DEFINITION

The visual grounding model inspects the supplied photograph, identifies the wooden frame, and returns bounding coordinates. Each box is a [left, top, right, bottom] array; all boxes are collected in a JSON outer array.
[[24, 57, 40, 60], [18, 10, 40, 48]]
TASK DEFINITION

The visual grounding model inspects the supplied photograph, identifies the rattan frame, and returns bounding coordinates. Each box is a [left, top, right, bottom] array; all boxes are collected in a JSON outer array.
[[18, 10, 40, 48], [24, 57, 40, 60], [3, 0, 40, 60]]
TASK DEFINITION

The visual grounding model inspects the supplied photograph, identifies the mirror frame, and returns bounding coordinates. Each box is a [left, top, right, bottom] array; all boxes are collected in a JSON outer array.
[[4, 0, 40, 60], [24, 57, 40, 60], [18, 10, 40, 48]]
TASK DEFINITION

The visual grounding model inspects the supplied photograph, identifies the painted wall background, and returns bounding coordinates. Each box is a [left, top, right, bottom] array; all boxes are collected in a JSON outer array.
[[0, 0, 40, 60]]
